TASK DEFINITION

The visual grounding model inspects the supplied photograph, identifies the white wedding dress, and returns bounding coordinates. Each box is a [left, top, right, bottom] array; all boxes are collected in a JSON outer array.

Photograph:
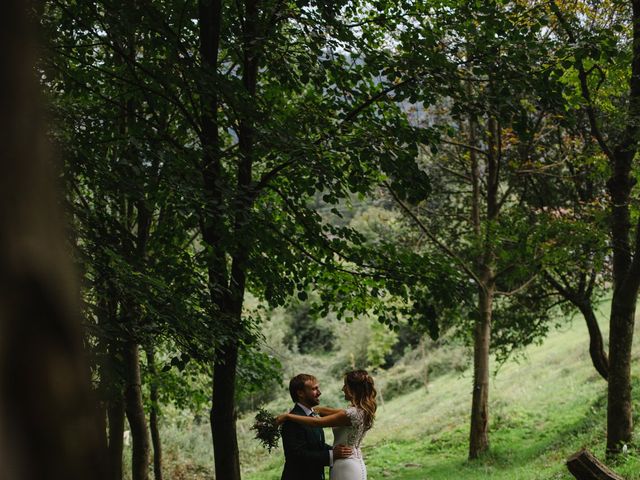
[[331, 406, 368, 480]]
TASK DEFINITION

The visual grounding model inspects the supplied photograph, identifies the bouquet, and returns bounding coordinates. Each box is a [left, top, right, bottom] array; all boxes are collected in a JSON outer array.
[[251, 408, 281, 452]]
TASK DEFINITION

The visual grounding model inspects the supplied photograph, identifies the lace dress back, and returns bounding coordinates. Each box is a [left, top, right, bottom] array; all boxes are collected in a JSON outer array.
[[331, 406, 368, 480], [332, 406, 367, 448]]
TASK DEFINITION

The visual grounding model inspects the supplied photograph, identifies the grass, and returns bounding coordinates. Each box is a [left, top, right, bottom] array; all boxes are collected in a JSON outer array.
[[238, 306, 640, 480]]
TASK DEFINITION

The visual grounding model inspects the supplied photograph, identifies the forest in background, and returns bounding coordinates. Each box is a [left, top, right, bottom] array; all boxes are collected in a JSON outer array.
[[5, 0, 640, 479]]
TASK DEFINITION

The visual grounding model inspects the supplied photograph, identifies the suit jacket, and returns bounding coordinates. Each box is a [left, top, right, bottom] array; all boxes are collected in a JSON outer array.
[[280, 404, 332, 480]]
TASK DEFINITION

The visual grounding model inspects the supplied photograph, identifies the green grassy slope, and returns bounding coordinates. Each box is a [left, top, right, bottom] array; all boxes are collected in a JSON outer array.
[[240, 310, 640, 480]]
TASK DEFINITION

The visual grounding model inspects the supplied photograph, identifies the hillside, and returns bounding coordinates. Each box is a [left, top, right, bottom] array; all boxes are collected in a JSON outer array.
[[235, 306, 640, 480]]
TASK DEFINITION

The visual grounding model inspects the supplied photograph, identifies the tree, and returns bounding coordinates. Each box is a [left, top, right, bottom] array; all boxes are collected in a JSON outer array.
[[549, 0, 640, 454], [380, 0, 569, 458]]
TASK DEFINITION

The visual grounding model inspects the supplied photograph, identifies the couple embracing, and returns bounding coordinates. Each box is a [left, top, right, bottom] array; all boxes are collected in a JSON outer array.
[[277, 370, 377, 480]]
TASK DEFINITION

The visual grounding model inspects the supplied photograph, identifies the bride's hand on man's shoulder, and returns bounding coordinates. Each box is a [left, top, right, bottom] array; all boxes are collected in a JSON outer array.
[[275, 413, 288, 425]]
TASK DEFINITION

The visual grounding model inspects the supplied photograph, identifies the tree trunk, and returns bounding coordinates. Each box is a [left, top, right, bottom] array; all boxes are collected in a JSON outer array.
[[468, 112, 499, 460], [108, 396, 126, 480], [606, 286, 637, 454], [124, 341, 150, 480], [210, 338, 241, 480], [604, 0, 640, 455], [468, 281, 494, 459], [605, 143, 637, 455], [146, 348, 163, 480], [576, 301, 609, 381], [197, 0, 243, 477], [544, 271, 609, 381], [0, 2, 108, 478]]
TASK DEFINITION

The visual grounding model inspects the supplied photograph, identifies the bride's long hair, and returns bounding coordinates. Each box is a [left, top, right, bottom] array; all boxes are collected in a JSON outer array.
[[345, 370, 377, 430]]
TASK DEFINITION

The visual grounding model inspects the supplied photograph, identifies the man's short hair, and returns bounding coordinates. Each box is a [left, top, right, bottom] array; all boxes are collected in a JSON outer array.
[[289, 373, 317, 403]]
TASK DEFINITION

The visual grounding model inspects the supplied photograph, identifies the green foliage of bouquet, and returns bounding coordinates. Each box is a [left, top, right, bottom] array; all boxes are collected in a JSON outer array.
[[251, 408, 281, 453]]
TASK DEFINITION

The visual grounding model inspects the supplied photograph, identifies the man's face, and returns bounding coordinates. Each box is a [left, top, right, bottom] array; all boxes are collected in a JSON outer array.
[[298, 379, 321, 407]]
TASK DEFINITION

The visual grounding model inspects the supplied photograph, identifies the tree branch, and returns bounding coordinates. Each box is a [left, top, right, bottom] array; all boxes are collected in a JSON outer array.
[[440, 138, 489, 157], [495, 273, 539, 297], [549, 0, 615, 161], [384, 181, 485, 288]]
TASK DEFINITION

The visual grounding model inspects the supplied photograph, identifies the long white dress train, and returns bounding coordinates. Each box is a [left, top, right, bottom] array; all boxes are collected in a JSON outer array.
[[330, 406, 368, 480]]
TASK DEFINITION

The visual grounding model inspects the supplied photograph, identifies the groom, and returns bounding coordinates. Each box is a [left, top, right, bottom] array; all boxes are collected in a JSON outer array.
[[280, 373, 352, 480]]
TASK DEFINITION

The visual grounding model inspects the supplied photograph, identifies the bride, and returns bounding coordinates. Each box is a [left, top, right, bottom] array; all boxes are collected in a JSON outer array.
[[277, 370, 377, 480]]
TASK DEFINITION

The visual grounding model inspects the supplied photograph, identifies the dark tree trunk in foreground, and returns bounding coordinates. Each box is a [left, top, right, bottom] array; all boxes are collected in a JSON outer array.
[[209, 1, 260, 477], [124, 340, 150, 480], [0, 1, 107, 478], [146, 347, 163, 480]]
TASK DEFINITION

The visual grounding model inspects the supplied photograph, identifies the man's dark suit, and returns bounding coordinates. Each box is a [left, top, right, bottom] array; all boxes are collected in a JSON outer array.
[[280, 404, 332, 480]]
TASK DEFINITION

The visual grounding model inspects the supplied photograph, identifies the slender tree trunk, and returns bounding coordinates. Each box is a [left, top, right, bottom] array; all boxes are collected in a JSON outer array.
[[104, 314, 125, 480], [146, 348, 163, 480], [467, 112, 499, 460], [108, 396, 126, 480], [469, 279, 494, 459], [211, 338, 242, 480], [124, 341, 150, 480], [606, 142, 637, 454], [576, 301, 609, 381], [606, 285, 637, 454], [149, 404, 162, 480], [197, 0, 243, 477], [201, 1, 260, 478], [210, 230, 251, 480]]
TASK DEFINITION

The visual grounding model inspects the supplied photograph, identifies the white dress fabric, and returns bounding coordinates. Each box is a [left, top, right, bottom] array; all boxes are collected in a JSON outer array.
[[330, 406, 368, 480]]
